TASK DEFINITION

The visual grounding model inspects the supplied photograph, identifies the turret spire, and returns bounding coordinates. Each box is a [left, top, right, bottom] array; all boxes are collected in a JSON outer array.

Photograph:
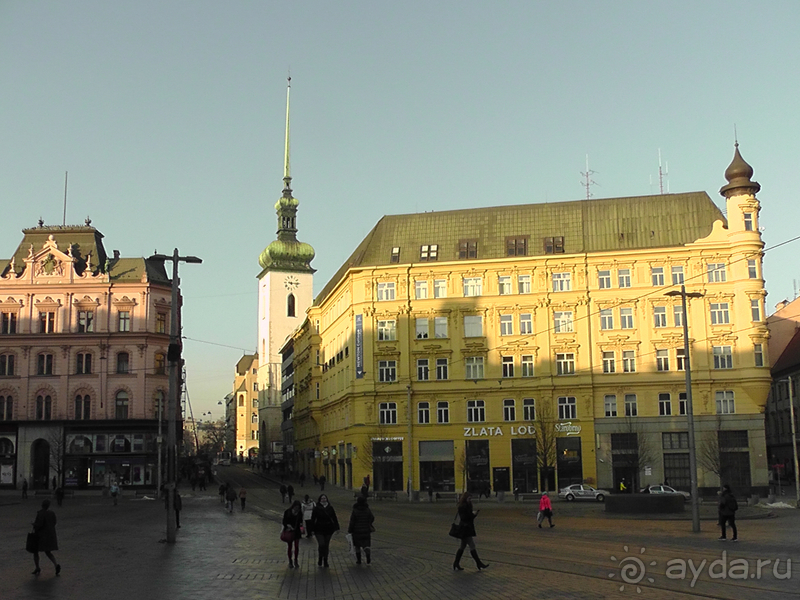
[[283, 77, 292, 197]]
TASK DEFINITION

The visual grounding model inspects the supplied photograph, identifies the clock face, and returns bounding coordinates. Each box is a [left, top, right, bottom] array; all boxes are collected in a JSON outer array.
[[284, 275, 300, 290]]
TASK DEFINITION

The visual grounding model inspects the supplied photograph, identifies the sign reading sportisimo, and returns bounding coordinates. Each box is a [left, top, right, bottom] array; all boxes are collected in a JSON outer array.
[[463, 425, 537, 437]]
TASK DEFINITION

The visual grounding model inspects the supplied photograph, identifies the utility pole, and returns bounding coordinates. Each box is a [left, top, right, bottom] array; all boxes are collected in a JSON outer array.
[[407, 384, 413, 500]]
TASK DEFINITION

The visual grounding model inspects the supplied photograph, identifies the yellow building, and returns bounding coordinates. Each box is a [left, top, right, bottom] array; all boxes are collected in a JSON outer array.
[[227, 354, 260, 460], [293, 145, 770, 496]]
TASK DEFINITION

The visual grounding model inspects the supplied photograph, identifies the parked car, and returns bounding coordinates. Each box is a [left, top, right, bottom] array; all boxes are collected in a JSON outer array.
[[640, 484, 691, 501], [558, 484, 609, 502]]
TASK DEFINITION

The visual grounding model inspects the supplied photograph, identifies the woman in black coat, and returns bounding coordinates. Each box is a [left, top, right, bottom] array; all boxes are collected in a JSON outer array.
[[32, 499, 60, 575], [452, 492, 488, 571], [310, 494, 339, 567], [347, 495, 375, 564], [282, 500, 304, 568]]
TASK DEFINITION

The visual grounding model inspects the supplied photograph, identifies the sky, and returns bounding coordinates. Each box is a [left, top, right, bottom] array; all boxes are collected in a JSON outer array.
[[2, 1, 799, 420]]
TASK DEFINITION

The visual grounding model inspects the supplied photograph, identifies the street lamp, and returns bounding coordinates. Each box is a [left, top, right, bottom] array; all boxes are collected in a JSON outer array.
[[665, 284, 704, 533], [149, 249, 202, 544], [777, 377, 800, 508]]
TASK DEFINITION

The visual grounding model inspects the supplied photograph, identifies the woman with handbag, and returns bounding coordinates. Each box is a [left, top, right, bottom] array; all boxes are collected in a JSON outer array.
[[347, 495, 375, 565], [310, 494, 339, 567], [31, 499, 60, 576], [538, 491, 555, 528], [452, 492, 489, 571], [282, 500, 304, 568]]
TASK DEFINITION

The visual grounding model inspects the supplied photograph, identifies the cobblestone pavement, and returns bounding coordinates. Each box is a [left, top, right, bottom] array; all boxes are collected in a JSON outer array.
[[1, 466, 798, 600]]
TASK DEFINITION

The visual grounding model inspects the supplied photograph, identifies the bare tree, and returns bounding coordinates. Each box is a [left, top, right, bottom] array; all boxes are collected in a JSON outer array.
[[197, 420, 227, 457], [697, 429, 722, 486], [536, 401, 558, 492], [47, 429, 66, 488], [455, 446, 468, 494]]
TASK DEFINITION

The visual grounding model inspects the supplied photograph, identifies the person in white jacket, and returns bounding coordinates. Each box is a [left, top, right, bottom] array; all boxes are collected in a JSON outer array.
[[301, 495, 316, 538]]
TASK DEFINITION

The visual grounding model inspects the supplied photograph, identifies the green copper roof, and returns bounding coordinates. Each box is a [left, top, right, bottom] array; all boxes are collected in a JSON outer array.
[[259, 238, 315, 273]]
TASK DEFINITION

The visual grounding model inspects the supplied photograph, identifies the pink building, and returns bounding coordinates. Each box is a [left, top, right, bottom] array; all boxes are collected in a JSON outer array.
[[0, 221, 174, 490]]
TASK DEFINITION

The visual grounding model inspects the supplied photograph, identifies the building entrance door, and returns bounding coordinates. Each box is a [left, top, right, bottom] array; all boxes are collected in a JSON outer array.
[[31, 439, 50, 489]]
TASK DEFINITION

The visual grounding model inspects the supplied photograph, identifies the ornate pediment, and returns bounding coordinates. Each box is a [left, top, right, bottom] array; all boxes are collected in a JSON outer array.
[[26, 235, 75, 278]]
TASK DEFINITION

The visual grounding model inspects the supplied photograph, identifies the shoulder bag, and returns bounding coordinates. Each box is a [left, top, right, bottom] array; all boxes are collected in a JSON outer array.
[[448, 512, 463, 538]]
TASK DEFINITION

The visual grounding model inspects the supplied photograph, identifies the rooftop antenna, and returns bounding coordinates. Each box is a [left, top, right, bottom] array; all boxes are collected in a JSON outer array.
[[658, 149, 669, 194], [62, 171, 68, 226], [580, 154, 598, 200]]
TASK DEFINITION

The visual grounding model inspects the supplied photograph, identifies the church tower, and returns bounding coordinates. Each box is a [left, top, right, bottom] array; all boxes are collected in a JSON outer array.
[[256, 78, 315, 456]]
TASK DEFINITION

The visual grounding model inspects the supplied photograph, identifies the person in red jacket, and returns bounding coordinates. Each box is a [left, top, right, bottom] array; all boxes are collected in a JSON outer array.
[[538, 492, 555, 528]]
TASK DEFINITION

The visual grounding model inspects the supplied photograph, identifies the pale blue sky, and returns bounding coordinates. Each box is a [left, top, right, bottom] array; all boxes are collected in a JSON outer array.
[[2, 1, 799, 418]]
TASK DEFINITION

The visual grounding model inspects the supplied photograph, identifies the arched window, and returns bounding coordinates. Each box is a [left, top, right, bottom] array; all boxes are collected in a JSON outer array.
[[0, 437, 13, 455], [0, 395, 12, 420], [75, 394, 91, 420], [251, 413, 258, 423], [287, 293, 296, 318], [117, 352, 130, 374], [154, 353, 166, 375], [115, 391, 129, 419], [36, 395, 52, 420]]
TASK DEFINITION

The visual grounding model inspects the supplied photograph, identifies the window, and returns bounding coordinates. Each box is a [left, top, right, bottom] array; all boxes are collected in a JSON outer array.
[[415, 318, 429, 339], [506, 237, 528, 256], [598, 270, 611, 289], [498, 276, 512, 295], [378, 320, 397, 341], [500, 314, 513, 336], [114, 391, 129, 419], [673, 305, 683, 327], [544, 236, 564, 254], [679, 393, 687, 415], [437, 401, 450, 423], [523, 398, 535, 420], [36, 394, 52, 420], [552, 272, 571, 292], [118, 311, 131, 332], [662, 432, 689, 450], [556, 353, 575, 375], [518, 275, 531, 294], [465, 356, 484, 379], [75, 394, 91, 420], [415, 280, 428, 299], [253, 382, 258, 392], [604, 395, 618, 417], [521, 355, 534, 377], [239, 395, 245, 407], [502, 356, 514, 378], [743, 213, 753, 231], [156, 312, 167, 334], [553, 311, 573, 333], [458, 240, 478, 259], [390, 247, 400, 263], [659, 393, 672, 416], [671, 266, 684, 285], [417, 359, 429, 381], [463, 277, 482, 297], [618, 269, 632, 288], [287, 293, 296, 317], [436, 358, 448, 380], [620, 307, 634, 329], [434, 317, 448, 338], [463, 316, 483, 337], [519, 313, 532, 334], [622, 350, 636, 373], [558, 396, 576, 419], [467, 400, 485, 422], [707, 263, 727, 283], [77, 310, 94, 332], [434, 279, 447, 298], [40, 311, 55, 333], [379, 402, 397, 424], [656, 349, 670, 371], [751, 298, 762, 322], [600, 309, 614, 330], [651, 267, 665, 286], [1, 312, 17, 334], [418, 401, 430, 424], [378, 360, 397, 382], [713, 346, 733, 369], [754, 343, 764, 367], [154, 352, 166, 375], [747, 259, 758, 279], [37, 353, 54, 376], [653, 306, 667, 328], [0, 353, 14, 376], [710, 303, 730, 325], [503, 399, 516, 421], [420, 244, 438, 261], [624, 394, 638, 416], [602, 351, 616, 374], [716, 390, 735, 414], [76, 352, 92, 374], [377, 282, 396, 301], [676, 348, 686, 371]]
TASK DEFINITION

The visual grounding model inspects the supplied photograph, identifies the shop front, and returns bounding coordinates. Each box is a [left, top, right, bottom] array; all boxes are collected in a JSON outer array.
[[372, 439, 403, 491], [419, 440, 455, 492], [0, 426, 16, 487]]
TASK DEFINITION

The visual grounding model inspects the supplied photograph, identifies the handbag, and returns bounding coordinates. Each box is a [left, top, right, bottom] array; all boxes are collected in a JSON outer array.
[[448, 512, 463, 538], [26, 531, 38, 553], [280, 528, 293, 543], [536, 511, 544, 524]]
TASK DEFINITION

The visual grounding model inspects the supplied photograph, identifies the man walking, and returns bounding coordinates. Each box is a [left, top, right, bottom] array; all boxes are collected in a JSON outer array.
[[21, 478, 28, 499], [718, 484, 739, 541]]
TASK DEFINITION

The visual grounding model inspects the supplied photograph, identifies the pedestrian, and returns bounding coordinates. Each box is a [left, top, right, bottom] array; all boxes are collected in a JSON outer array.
[[198, 470, 206, 491], [165, 488, 182, 528], [110, 482, 120, 506], [225, 485, 237, 513], [452, 492, 489, 571], [51, 476, 57, 491], [360, 483, 369, 498], [538, 492, 554, 528], [282, 500, 304, 568], [364, 474, 370, 491], [318, 475, 326, 491], [310, 494, 339, 567], [31, 499, 60, 576], [619, 479, 627, 493], [287, 484, 295, 503], [313, 474, 319, 486], [279, 484, 288, 503], [299, 473, 305, 487], [428, 485, 434, 503], [718, 484, 739, 541], [219, 483, 227, 503], [348, 495, 375, 565], [239, 487, 247, 511], [301, 494, 316, 538], [22, 478, 28, 499], [54, 487, 65, 507]]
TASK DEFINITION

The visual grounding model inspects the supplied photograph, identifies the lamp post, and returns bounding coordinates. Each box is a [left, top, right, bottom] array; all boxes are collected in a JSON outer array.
[[149, 249, 202, 543], [665, 284, 704, 533], [777, 376, 800, 508]]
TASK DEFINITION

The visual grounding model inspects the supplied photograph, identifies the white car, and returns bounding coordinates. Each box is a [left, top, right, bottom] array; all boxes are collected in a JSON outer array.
[[558, 484, 609, 502], [642, 484, 691, 501]]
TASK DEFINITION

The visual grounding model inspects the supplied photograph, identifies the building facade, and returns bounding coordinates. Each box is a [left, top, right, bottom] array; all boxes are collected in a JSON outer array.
[[291, 145, 771, 496], [0, 222, 173, 490], [227, 354, 260, 460]]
